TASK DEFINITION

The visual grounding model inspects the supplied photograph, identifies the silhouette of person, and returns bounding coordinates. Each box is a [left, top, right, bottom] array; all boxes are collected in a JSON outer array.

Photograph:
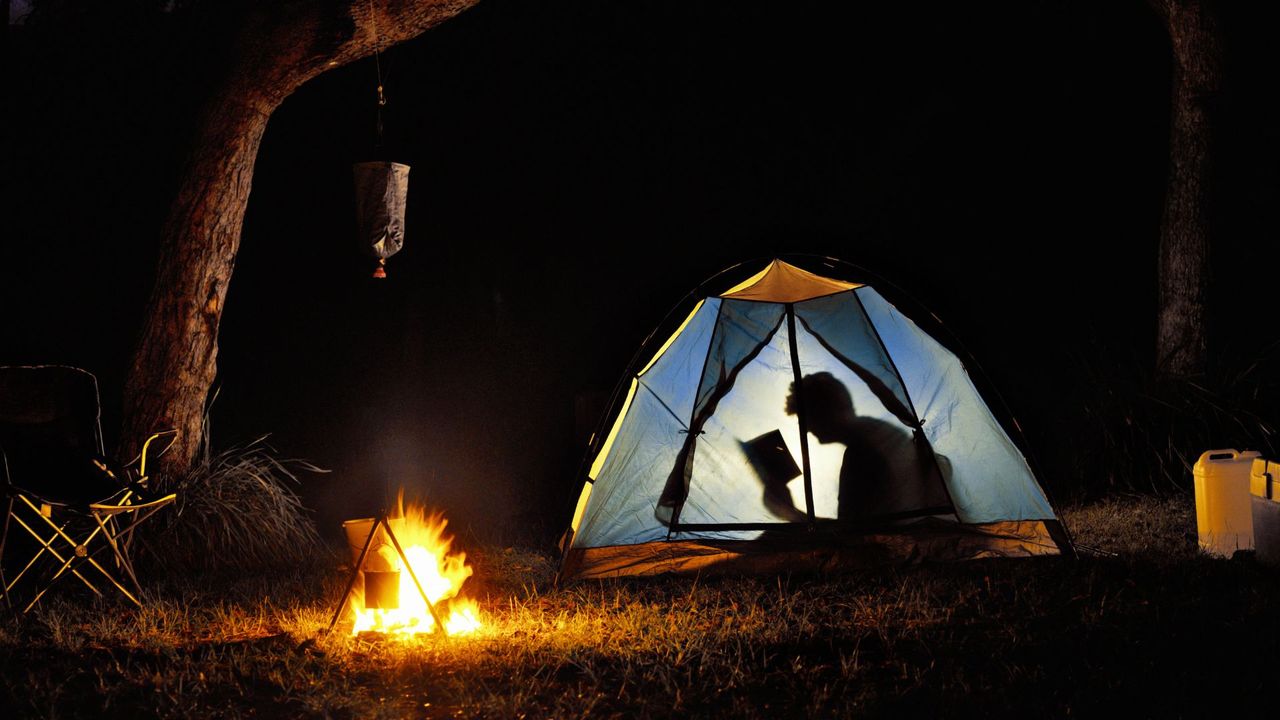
[[773, 371, 943, 522]]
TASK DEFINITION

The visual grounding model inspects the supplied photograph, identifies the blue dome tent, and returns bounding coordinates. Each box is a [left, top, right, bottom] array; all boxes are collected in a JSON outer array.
[[559, 258, 1072, 580]]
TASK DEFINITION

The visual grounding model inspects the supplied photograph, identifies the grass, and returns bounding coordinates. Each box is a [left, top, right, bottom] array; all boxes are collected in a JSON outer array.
[[2, 493, 1278, 719], [1045, 344, 1279, 500], [134, 435, 329, 574]]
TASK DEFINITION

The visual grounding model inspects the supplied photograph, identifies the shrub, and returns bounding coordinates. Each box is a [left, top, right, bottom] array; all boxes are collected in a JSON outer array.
[[134, 433, 329, 574]]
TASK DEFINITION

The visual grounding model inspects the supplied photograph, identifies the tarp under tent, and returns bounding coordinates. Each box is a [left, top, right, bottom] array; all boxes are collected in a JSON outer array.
[[558, 258, 1072, 581]]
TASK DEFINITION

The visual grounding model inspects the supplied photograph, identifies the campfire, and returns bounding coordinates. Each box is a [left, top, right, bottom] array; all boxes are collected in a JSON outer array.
[[341, 494, 482, 637]]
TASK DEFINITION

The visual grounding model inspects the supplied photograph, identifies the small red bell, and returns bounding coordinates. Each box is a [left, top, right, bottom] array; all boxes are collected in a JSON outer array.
[[372, 258, 387, 279]]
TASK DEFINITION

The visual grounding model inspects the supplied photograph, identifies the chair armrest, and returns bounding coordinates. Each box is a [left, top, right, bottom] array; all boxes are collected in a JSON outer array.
[[137, 430, 179, 480], [90, 492, 177, 514]]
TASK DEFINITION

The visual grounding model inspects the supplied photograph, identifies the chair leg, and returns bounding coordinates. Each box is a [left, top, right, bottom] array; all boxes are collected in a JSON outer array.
[[6, 535, 54, 593], [40, 527, 142, 610], [22, 538, 144, 613], [108, 503, 173, 592], [10, 512, 101, 598], [105, 490, 132, 564], [0, 496, 12, 612], [6, 495, 164, 612], [23, 548, 105, 614], [10, 503, 146, 611], [92, 512, 142, 597], [76, 555, 142, 608]]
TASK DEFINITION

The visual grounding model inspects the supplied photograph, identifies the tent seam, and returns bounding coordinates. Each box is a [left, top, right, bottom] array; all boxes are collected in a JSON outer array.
[[667, 300, 727, 535], [637, 379, 689, 432]]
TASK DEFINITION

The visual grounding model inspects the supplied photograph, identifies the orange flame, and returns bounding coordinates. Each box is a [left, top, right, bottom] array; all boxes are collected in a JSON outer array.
[[349, 495, 482, 636]]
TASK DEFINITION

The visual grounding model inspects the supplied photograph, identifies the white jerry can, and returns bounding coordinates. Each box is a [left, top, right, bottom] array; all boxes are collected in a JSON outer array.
[[1193, 449, 1260, 557], [1251, 458, 1280, 568]]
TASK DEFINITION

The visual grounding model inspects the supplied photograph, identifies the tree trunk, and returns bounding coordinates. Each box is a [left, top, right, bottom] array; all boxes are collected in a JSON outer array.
[[120, 0, 480, 475], [1152, 0, 1222, 378]]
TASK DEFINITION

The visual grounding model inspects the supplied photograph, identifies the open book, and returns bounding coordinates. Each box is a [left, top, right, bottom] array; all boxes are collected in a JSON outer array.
[[740, 430, 806, 522]]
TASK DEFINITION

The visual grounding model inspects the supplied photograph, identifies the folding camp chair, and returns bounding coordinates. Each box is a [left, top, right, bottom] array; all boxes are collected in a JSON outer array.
[[0, 365, 177, 613]]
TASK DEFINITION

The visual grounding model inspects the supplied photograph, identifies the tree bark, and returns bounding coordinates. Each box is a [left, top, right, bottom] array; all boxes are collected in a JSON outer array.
[[1151, 0, 1222, 378], [120, 0, 480, 475]]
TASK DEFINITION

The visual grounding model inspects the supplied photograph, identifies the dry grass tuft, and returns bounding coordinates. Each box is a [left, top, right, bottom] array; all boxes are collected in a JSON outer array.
[[134, 436, 329, 575]]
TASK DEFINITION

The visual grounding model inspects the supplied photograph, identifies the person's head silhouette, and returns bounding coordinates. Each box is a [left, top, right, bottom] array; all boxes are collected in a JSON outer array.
[[785, 371, 855, 444]]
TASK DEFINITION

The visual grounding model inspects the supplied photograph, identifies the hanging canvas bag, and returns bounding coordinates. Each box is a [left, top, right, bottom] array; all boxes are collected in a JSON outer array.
[[353, 161, 410, 278]]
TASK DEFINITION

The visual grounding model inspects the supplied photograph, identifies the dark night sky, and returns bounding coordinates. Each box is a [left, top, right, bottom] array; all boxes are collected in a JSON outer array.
[[4, 1, 1278, 543]]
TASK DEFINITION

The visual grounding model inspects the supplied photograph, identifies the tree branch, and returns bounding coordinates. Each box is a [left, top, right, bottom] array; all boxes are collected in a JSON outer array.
[[120, 0, 481, 474]]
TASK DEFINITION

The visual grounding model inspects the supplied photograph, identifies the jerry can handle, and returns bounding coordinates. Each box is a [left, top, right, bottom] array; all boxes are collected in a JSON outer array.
[[1199, 449, 1240, 464]]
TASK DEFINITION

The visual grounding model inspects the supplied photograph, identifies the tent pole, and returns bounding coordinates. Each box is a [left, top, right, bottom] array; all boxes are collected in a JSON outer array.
[[785, 304, 816, 528]]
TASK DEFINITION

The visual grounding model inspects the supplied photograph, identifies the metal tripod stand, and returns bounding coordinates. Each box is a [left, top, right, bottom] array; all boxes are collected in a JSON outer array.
[[326, 510, 448, 636]]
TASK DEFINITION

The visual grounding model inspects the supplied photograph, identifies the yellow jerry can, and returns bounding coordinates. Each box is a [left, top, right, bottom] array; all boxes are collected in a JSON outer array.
[[1193, 449, 1260, 557]]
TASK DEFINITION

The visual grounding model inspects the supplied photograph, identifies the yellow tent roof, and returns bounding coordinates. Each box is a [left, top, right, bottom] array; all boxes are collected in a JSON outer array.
[[720, 259, 861, 303]]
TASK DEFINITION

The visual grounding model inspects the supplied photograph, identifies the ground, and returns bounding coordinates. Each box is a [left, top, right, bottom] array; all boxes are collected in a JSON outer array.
[[2, 494, 1277, 719]]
